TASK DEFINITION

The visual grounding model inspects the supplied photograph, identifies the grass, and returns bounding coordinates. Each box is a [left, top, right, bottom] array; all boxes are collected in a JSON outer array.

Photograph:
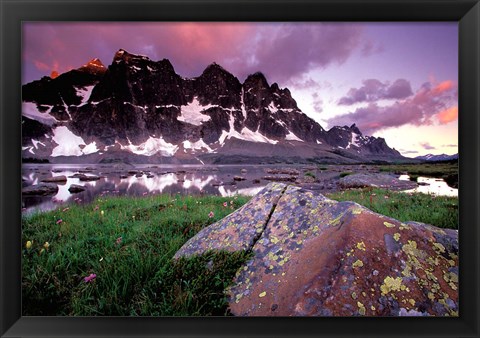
[[22, 194, 251, 316], [326, 187, 458, 230]]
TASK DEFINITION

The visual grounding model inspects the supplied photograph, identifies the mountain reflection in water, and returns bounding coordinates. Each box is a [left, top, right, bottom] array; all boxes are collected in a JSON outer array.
[[22, 164, 269, 214]]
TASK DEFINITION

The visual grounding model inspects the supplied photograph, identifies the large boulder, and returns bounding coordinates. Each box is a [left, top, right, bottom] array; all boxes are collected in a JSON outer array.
[[175, 183, 458, 317], [339, 173, 418, 190]]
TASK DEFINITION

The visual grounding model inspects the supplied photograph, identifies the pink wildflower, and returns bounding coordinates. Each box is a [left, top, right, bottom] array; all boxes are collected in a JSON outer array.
[[56, 219, 63, 225], [143, 192, 148, 196], [116, 236, 123, 245], [84, 273, 97, 283], [208, 211, 214, 218], [93, 205, 99, 211], [62, 207, 70, 212], [223, 202, 228, 207]]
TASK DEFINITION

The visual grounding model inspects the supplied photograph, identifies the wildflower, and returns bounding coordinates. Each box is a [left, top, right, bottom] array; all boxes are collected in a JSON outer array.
[[43, 242, 50, 249], [93, 205, 99, 211], [384, 195, 389, 199], [56, 219, 63, 225], [62, 207, 70, 212], [208, 211, 214, 218], [143, 192, 148, 196], [84, 273, 97, 283], [116, 236, 123, 245], [25, 240, 32, 249], [223, 202, 228, 207], [100, 210, 104, 216], [39, 248, 45, 255], [230, 200, 234, 205]]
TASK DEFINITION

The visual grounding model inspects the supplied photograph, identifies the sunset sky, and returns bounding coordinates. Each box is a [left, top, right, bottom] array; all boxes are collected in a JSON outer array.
[[22, 22, 458, 157]]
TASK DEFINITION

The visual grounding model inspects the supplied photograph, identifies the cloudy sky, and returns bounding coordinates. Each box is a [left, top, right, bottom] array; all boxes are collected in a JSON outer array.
[[22, 22, 458, 156]]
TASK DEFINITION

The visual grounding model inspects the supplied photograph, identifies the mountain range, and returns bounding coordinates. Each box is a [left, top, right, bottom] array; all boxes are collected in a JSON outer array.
[[414, 153, 458, 162], [22, 49, 406, 164]]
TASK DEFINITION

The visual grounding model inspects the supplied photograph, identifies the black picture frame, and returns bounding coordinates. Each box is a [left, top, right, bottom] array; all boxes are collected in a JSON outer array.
[[1, 0, 479, 337]]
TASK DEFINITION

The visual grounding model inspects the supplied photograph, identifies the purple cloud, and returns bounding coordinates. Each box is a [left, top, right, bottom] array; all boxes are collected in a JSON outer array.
[[420, 142, 436, 150], [338, 78, 413, 105], [327, 79, 457, 134], [23, 22, 369, 85]]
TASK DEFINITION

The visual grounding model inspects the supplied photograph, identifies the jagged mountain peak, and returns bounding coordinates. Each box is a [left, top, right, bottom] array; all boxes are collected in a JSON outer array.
[[113, 49, 151, 64], [245, 71, 269, 86], [78, 58, 107, 75], [21, 49, 405, 164]]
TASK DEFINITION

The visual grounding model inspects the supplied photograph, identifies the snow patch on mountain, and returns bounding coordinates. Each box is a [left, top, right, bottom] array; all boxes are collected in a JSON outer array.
[[346, 132, 361, 149], [218, 113, 278, 145], [285, 131, 303, 142], [239, 127, 278, 144], [51, 126, 99, 157], [178, 97, 213, 125], [82, 141, 99, 155], [22, 102, 57, 125], [183, 139, 213, 153], [76, 85, 95, 105]]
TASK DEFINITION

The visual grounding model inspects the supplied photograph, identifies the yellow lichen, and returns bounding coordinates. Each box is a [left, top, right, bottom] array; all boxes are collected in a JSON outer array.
[[351, 292, 357, 300], [408, 299, 416, 306], [384, 221, 396, 228], [393, 233, 401, 241], [259, 291, 266, 298], [380, 276, 403, 295], [402, 265, 412, 277], [352, 259, 364, 268], [357, 302, 366, 315], [271, 236, 280, 244], [433, 242, 446, 253], [356, 241, 366, 251]]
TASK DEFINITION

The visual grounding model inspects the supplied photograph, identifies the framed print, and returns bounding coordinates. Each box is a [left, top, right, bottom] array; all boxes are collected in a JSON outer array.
[[1, 0, 479, 337]]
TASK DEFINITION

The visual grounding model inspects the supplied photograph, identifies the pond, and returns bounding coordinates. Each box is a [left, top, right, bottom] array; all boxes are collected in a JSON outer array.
[[22, 164, 279, 214], [398, 175, 458, 197]]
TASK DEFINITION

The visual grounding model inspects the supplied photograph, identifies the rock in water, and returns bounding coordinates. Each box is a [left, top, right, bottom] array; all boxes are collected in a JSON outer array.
[[339, 173, 418, 190], [22, 183, 59, 196], [41, 175, 67, 183], [68, 184, 86, 193], [175, 183, 458, 316]]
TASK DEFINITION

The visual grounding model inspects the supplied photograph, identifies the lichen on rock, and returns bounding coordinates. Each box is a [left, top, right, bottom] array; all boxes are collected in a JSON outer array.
[[174, 182, 459, 316]]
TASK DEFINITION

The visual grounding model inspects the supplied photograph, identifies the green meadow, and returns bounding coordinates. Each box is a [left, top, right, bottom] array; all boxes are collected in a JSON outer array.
[[22, 185, 457, 315]]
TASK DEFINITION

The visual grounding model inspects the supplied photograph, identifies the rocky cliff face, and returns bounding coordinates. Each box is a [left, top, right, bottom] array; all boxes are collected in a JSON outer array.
[[22, 49, 404, 164]]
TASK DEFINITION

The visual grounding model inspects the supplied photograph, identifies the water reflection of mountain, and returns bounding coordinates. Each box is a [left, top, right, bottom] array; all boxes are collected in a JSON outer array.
[[21, 166, 268, 213]]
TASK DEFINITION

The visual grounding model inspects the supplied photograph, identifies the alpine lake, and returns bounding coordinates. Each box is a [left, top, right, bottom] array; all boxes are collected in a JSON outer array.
[[22, 162, 458, 214]]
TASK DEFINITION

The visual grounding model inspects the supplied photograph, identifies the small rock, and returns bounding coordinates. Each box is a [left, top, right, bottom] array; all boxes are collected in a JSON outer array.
[[68, 184, 86, 193], [79, 175, 101, 181], [41, 175, 67, 183]]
